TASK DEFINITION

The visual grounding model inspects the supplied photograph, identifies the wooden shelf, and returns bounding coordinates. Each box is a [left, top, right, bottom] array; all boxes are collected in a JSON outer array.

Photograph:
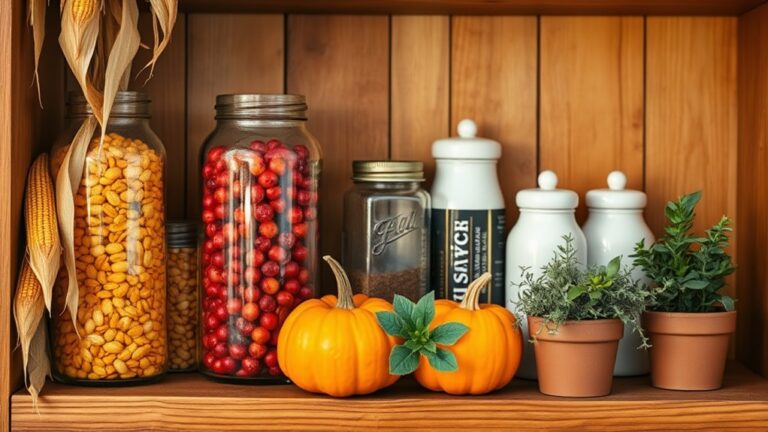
[[11, 362, 768, 431], [179, 0, 768, 15]]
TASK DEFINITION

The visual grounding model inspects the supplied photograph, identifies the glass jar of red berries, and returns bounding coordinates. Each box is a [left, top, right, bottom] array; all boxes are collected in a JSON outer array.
[[199, 94, 320, 381]]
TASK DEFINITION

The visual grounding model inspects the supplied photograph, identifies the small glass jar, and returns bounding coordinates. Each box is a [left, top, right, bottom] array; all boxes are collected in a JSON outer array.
[[199, 94, 321, 381], [342, 161, 430, 302], [49, 91, 168, 384], [166, 221, 198, 372]]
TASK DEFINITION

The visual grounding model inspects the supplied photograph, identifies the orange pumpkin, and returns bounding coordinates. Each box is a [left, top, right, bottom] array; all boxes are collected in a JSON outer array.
[[414, 273, 522, 395], [277, 256, 399, 397]]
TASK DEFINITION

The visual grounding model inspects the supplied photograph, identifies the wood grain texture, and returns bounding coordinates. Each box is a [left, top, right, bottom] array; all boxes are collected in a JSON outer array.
[[645, 18, 738, 300], [451, 16, 537, 227], [736, 3, 768, 376], [390, 15, 450, 186], [180, 0, 768, 15], [131, 13, 187, 219], [2, 0, 66, 428], [540, 16, 644, 222], [287, 15, 389, 293], [12, 363, 768, 431], [186, 14, 284, 218]]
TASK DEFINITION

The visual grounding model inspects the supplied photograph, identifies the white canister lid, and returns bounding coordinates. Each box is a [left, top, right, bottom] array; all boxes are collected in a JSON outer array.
[[432, 119, 502, 160], [586, 171, 647, 209], [516, 170, 579, 210]]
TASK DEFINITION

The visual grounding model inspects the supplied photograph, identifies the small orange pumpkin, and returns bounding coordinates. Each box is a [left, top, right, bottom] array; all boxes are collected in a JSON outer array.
[[277, 256, 399, 397], [414, 273, 522, 395]]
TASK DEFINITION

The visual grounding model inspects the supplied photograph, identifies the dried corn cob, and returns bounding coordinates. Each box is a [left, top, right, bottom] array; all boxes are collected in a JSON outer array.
[[14, 257, 45, 373], [25, 153, 61, 312], [71, 0, 99, 26]]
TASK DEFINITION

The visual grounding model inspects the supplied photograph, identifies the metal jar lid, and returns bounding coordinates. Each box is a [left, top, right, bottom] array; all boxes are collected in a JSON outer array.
[[166, 220, 197, 248], [352, 161, 425, 182]]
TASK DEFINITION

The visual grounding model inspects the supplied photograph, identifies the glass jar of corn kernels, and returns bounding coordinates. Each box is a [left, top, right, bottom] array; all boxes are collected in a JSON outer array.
[[166, 221, 198, 371], [49, 91, 168, 385]]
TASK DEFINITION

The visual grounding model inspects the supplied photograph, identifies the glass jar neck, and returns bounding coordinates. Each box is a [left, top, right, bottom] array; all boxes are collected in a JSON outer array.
[[67, 91, 151, 118], [214, 118, 308, 129], [354, 181, 423, 192], [215, 94, 307, 123]]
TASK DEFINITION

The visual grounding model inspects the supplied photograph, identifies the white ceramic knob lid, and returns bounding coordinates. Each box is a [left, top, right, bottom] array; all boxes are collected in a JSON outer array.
[[432, 118, 502, 160], [586, 170, 647, 209], [515, 170, 579, 210]]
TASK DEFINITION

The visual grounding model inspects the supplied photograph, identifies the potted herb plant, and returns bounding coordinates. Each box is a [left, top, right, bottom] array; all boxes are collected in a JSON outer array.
[[633, 191, 735, 391], [516, 235, 651, 398]]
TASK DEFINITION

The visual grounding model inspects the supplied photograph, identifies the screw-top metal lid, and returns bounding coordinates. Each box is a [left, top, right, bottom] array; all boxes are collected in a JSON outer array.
[[166, 220, 197, 248], [215, 94, 307, 120], [586, 171, 647, 209], [515, 170, 579, 210], [432, 119, 502, 160], [352, 161, 425, 182]]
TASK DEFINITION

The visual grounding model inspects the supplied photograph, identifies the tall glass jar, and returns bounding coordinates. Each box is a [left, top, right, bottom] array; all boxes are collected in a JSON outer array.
[[49, 91, 168, 384], [166, 221, 199, 371], [199, 94, 321, 381], [342, 161, 430, 302]]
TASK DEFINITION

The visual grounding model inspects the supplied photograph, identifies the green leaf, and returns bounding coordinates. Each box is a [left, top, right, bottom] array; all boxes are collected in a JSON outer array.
[[719, 295, 735, 311], [413, 291, 435, 328], [422, 340, 437, 353], [430, 322, 469, 345], [393, 295, 415, 327], [682, 280, 709, 290], [567, 285, 586, 301], [423, 347, 459, 372], [389, 345, 420, 375], [605, 256, 621, 278], [376, 311, 408, 338], [404, 339, 422, 351]]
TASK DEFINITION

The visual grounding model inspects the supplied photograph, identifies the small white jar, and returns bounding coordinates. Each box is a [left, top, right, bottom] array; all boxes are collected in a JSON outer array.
[[431, 119, 506, 305], [583, 171, 654, 376], [506, 170, 587, 379]]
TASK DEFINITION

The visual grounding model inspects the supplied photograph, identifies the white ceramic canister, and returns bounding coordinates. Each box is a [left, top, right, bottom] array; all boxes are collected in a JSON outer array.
[[431, 119, 506, 305], [583, 171, 655, 376], [506, 170, 587, 380]]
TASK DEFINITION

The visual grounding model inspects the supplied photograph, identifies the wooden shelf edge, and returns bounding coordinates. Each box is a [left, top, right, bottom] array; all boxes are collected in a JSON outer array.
[[179, 0, 768, 16], [11, 362, 768, 431]]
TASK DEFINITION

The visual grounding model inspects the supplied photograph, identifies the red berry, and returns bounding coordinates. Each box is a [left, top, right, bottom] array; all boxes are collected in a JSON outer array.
[[213, 342, 229, 358], [254, 203, 274, 222], [250, 140, 268, 153], [283, 262, 299, 279], [299, 268, 310, 284], [258, 171, 279, 188], [296, 190, 311, 207], [266, 139, 283, 150], [215, 304, 229, 321], [202, 210, 216, 225], [255, 236, 271, 252], [259, 221, 279, 239], [221, 223, 237, 242], [266, 186, 282, 201], [260, 312, 279, 330], [268, 245, 290, 263], [304, 207, 317, 221], [284, 279, 300, 295], [202, 163, 216, 180], [241, 357, 261, 375], [220, 357, 237, 374], [299, 286, 313, 300], [226, 298, 242, 315], [270, 199, 286, 214], [247, 250, 266, 267], [250, 327, 271, 345], [278, 232, 296, 249], [258, 295, 277, 313], [215, 324, 229, 342], [242, 302, 260, 321], [250, 184, 265, 204], [207, 146, 226, 163], [235, 317, 255, 336], [203, 333, 218, 349], [292, 223, 308, 239], [214, 204, 227, 220], [261, 277, 280, 295], [249, 154, 266, 176], [248, 342, 268, 359], [294, 145, 309, 159], [261, 261, 279, 278], [264, 350, 279, 368], [243, 286, 260, 303], [269, 158, 287, 175], [202, 194, 216, 209], [292, 244, 308, 263], [244, 266, 262, 284], [210, 252, 224, 268], [268, 366, 282, 376], [229, 343, 247, 360], [214, 187, 228, 204], [276, 291, 294, 307], [289, 207, 304, 224], [203, 352, 216, 370]]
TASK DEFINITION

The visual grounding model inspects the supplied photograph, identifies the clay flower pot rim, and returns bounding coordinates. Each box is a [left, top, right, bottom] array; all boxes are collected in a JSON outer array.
[[527, 316, 624, 343], [644, 310, 736, 317], [643, 310, 736, 336]]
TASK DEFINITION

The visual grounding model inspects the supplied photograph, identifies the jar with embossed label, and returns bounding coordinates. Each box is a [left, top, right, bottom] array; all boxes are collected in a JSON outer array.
[[342, 161, 430, 302]]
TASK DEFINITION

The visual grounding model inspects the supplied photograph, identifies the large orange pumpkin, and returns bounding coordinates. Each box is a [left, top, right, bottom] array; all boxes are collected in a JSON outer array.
[[414, 273, 522, 395], [277, 256, 399, 397]]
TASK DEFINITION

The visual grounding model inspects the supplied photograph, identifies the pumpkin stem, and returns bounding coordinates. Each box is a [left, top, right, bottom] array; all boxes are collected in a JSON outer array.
[[323, 255, 355, 310], [459, 273, 493, 311]]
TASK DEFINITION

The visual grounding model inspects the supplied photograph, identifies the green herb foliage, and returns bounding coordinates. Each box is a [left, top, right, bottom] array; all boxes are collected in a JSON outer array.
[[376, 292, 469, 375], [515, 235, 651, 346], [632, 191, 735, 312]]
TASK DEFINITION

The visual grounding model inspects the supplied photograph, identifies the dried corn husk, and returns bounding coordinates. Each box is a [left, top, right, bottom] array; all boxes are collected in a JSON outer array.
[[55, 116, 98, 328], [27, 323, 51, 412], [28, 0, 46, 106], [25, 153, 61, 313], [141, 0, 177, 79]]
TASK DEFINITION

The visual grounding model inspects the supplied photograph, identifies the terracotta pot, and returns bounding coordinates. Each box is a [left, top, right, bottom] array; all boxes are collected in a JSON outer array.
[[644, 310, 736, 391], [528, 316, 623, 397]]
